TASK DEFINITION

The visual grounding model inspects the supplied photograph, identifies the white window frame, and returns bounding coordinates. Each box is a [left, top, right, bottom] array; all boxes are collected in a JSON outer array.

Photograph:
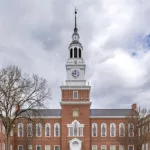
[[92, 145, 97, 150], [2, 143, 5, 150], [119, 123, 125, 137], [67, 120, 84, 137], [110, 123, 116, 137], [101, 123, 107, 137], [18, 145, 23, 150], [36, 145, 42, 150], [110, 145, 116, 150], [36, 123, 42, 137], [45, 145, 50, 150], [54, 145, 60, 150], [18, 123, 23, 137], [119, 145, 124, 150], [145, 143, 148, 150], [45, 123, 51, 137], [92, 123, 98, 137], [54, 123, 60, 137], [73, 91, 78, 99], [101, 145, 106, 150], [128, 145, 134, 150], [10, 145, 12, 150], [128, 123, 134, 137], [28, 145, 32, 150], [27, 123, 32, 137]]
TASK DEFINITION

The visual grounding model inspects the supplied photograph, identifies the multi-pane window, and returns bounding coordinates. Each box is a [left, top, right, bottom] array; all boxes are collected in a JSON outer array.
[[36, 145, 41, 150], [10, 145, 12, 150], [27, 123, 32, 137], [119, 145, 124, 150], [74, 122, 78, 136], [110, 123, 116, 137], [79, 127, 83, 136], [101, 145, 106, 150], [92, 123, 97, 137], [54, 145, 60, 150], [110, 145, 116, 150], [18, 145, 23, 150], [142, 144, 144, 150], [10, 130, 13, 136], [73, 91, 78, 99], [145, 143, 148, 150], [45, 145, 50, 150], [18, 123, 23, 137], [128, 123, 134, 137], [45, 123, 50, 137], [28, 145, 32, 150], [119, 123, 125, 137], [92, 145, 97, 150], [54, 123, 60, 137], [68, 120, 84, 137], [101, 123, 107, 137], [2, 143, 5, 150], [36, 123, 42, 137], [128, 145, 134, 150]]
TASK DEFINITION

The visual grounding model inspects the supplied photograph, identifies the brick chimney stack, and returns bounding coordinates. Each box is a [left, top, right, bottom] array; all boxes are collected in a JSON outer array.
[[15, 104, 20, 112], [132, 103, 137, 111]]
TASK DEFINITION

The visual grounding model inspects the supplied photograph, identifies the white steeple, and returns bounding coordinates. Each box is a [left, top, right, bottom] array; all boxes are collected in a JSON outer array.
[[65, 8, 86, 86]]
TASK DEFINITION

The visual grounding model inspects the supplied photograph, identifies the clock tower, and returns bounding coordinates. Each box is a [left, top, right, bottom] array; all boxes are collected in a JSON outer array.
[[60, 9, 91, 150]]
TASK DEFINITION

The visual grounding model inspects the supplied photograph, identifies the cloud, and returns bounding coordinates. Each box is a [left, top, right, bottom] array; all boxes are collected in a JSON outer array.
[[0, 0, 150, 109]]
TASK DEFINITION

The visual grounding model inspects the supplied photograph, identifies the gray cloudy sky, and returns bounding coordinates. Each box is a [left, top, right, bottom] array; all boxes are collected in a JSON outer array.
[[0, 0, 150, 109]]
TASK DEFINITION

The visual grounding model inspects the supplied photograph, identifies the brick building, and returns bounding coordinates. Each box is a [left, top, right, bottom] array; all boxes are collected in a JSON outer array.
[[0, 10, 150, 150]]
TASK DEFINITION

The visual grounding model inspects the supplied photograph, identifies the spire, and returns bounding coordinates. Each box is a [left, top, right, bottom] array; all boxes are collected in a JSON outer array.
[[74, 7, 78, 33]]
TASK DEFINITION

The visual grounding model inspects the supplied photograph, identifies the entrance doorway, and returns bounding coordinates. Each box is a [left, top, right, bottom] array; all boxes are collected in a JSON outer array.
[[69, 138, 82, 150]]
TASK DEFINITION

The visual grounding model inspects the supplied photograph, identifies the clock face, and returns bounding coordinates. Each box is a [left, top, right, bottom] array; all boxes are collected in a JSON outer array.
[[72, 70, 80, 78]]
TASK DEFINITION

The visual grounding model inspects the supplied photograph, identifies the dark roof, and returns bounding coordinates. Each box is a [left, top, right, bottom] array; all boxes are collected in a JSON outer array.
[[69, 40, 82, 47], [19, 109, 138, 117], [90, 109, 138, 116], [19, 109, 61, 117]]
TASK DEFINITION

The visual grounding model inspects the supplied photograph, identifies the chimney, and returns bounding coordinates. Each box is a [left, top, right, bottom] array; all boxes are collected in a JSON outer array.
[[15, 104, 20, 112], [132, 103, 137, 111]]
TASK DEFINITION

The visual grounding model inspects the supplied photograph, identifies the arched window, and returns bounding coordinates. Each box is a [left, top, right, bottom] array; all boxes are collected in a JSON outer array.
[[73, 122, 78, 136], [54, 123, 60, 137], [128, 123, 134, 137], [79, 49, 81, 58], [67, 120, 84, 137], [45, 123, 50, 137], [119, 123, 125, 137], [70, 49, 73, 58], [27, 123, 32, 137], [101, 123, 107, 137], [110, 123, 116, 137], [73, 141, 79, 146], [74, 47, 77, 58], [92, 123, 97, 137], [36, 123, 42, 137], [18, 123, 23, 137]]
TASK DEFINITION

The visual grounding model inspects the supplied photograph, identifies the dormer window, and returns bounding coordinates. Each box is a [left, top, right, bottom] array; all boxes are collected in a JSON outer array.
[[73, 91, 78, 99]]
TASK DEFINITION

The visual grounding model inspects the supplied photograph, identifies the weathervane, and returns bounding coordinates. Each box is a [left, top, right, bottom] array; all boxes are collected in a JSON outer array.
[[74, 7, 78, 32]]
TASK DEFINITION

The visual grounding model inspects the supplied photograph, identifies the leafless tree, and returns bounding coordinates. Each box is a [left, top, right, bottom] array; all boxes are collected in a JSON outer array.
[[0, 65, 51, 150], [118, 108, 150, 150]]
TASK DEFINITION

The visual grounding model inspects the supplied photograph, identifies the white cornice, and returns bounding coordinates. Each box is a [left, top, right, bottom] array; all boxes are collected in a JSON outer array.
[[60, 85, 91, 90], [60, 101, 91, 105], [90, 116, 126, 118]]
